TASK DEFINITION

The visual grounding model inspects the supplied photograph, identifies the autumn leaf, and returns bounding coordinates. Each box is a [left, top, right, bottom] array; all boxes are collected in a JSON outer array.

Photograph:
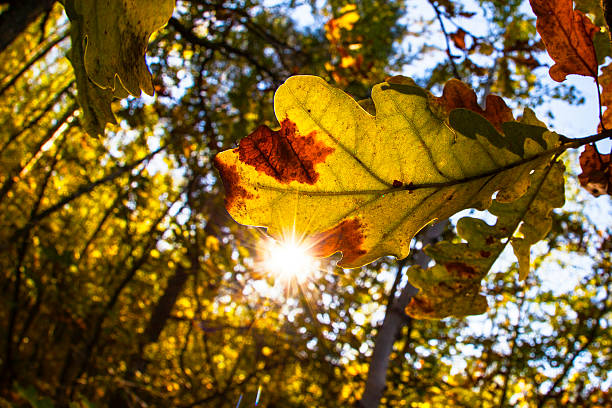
[[64, 0, 174, 96], [529, 0, 599, 82], [598, 62, 612, 130], [575, 0, 612, 63], [65, 7, 127, 137], [578, 144, 612, 196], [406, 161, 565, 319], [450, 29, 467, 50], [63, 0, 174, 135], [214, 75, 561, 268], [423, 78, 515, 134]]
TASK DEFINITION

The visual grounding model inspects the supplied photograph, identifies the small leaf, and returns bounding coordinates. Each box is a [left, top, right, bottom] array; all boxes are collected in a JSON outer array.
[[598, 62, 612, 130], [214, 76, 561, 268], [450, 29, 467, 50], [422, 78, 514, 133], [405, 161, 565, 319], [578, 144, 612, 196], [529, 0, 599, 82]]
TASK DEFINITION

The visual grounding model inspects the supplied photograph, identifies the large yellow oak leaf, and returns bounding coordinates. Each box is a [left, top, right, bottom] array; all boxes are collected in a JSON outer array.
[[214, 76, 561, 268]]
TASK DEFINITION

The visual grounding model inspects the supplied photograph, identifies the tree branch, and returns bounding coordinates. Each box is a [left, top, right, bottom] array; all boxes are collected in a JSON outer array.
[[430, 1, 461, 80]]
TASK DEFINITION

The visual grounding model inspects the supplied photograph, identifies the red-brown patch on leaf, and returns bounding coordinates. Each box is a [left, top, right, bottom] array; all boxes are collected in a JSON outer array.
[[213, 158, 254, 211], [444, 262, 479, 279], [529, 0, 599, 82], [578, 144, 612, 197], [450, 29, 467, 50], [237, 118, 334, 184], [311, 218, 367, 265], [431, 79, 514, 132], [405, 296, 435, 318]]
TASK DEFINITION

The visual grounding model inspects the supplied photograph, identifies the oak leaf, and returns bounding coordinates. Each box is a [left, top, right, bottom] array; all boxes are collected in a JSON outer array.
[[529, 0, 599, 82], [578, 144, 612, 196], [406, 161, 565, 319], [214, 76, 561, 268], [598, 62, 612, 130], [450, 29, 467, 50], [575, 0, 612, 62], [63, 0, 174, 135]]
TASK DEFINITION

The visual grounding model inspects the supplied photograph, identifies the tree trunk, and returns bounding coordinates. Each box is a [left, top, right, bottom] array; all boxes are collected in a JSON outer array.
[[359, 221, 448, 408]]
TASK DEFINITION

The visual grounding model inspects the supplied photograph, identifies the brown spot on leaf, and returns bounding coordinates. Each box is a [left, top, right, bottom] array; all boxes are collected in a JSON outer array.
[[431, 79, 514, 132], [445, 262, 479, 279], [480, 250, 491, 258], [485, 236, 496, 245], [393, 180, 403, 188], [578, 144, 612, 197], [405, 296, 435, 318], [529, 0, 599, 82], [237, 118, 334, 184], [311, 218, 367, 266], [213, 158, 253, 211]]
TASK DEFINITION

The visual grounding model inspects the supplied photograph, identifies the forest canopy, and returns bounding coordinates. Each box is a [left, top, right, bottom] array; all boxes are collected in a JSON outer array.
[[0, 0, 610, 407]]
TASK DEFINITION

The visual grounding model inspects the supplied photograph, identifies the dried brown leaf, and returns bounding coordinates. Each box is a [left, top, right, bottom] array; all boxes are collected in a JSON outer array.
[[529, 0, 599, 82]]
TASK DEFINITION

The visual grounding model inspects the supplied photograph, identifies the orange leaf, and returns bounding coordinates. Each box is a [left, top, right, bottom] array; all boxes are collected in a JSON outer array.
[[450, 29, 467, 50], [578, 144, 612, 197], [529, 0, 599, 82], [599, 63, 612, 130], [426, 78, 515, 133]]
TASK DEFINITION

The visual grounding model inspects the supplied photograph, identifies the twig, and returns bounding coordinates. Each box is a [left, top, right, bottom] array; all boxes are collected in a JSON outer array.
[[430, 1, 461, 80]]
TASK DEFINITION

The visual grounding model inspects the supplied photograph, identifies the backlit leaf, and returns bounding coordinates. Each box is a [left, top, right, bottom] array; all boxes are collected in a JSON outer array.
[[214, 75, 561, 268], [574, 0, 612, 63], [64, 0, 174, 96], [63, 0, 174, 135], [405, 161, 565, 319], [64, 7, 127, 136], [578, 144, 612, 196], [529, 0, 599, 82]]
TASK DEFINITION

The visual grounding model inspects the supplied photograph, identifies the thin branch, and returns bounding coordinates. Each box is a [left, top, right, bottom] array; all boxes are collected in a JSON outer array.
[[0, 102, 77, 205], [167, 17, 281, 83], [0, 80, 75, 155], [430, 1, 461, 80]]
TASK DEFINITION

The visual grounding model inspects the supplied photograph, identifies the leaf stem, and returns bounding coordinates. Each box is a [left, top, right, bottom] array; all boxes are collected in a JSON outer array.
[[559, 128, 612, 147]]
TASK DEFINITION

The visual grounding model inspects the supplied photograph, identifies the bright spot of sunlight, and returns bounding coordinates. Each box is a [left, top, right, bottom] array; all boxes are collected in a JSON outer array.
[[260, 233, 319, 285]]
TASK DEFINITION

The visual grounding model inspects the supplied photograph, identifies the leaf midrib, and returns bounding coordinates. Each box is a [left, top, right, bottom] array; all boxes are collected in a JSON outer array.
[[254, 143, 564, 196]]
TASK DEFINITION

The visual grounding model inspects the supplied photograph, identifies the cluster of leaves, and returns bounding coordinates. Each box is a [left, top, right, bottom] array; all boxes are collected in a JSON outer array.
[[214, 0, 612, 319], [0, 0, 610, 407]]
